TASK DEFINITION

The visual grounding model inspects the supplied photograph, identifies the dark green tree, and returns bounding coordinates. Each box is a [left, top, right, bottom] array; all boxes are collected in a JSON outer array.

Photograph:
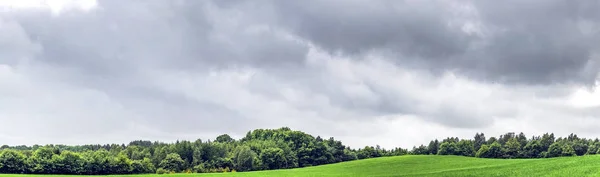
[[427, 140, 439, 155], [474, 133, 486, 152], [159, 153, 185, 172], [546, 142, 563, 158], [259, 148, 287, 170], [456, 140, 475, 157]]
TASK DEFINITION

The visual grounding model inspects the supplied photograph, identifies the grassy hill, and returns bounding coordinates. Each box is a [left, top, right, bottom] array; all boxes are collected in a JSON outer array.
[[2, 155, 599, 177]]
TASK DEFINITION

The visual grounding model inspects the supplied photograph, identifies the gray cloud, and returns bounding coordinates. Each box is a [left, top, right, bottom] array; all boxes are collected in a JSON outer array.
[[0, 0, 599, 148], [253, 0, 600, 85]]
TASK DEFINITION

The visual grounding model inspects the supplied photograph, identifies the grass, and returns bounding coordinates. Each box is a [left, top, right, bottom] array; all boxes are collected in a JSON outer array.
[[3, 155, 600, 177]]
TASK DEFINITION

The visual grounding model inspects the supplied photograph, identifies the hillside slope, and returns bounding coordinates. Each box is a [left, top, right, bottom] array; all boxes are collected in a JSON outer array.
[[189, 155, 600, 177]]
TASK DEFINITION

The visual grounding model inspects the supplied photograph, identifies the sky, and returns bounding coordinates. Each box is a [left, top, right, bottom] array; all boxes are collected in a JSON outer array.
[[0, 0, 599, 149]]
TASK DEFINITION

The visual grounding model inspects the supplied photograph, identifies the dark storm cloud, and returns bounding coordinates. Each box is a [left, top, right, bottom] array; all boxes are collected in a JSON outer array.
[[254, 0, 600, 85]]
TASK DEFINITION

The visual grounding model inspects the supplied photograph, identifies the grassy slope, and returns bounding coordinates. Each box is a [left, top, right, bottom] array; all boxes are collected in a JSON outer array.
[[3, 155, 600, 177]]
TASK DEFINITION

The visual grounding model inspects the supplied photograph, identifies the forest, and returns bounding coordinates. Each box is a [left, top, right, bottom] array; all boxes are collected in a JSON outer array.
[[0, 127, 595, 174], [411, 132, 596, 159]]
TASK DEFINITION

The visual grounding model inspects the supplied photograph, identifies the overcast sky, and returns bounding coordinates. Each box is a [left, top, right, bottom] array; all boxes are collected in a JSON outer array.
[[0, 0, 599, 149]]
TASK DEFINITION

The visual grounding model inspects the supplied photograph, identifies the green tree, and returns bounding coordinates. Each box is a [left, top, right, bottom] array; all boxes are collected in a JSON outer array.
[[503, 138, 521, 158], [562, 144, 576, 156], [589, 143, 600, 155], [110, 154, 132, 174], [476, 142, 502, 158], [427, 140, 439, 155], [410, 145, 429, 155], [546, 142, 563, 158], [437, 142, 458, 155], [516, 132, 528, 147], [0, 150, 28, 174], [56, 151, 84, 174], [215, 134, 235, 143], [474, 133, 486, 152], [131, 158, 155, 174], [232, 146, 258, 171], [159, 153, 185, 172], [522, 140, 543, 158], [475, 145, 490, 158], [259, 148, 287, 170], [540, 133, 555, 151], [571, 141, 588, 156], [487, 137, 498, 145], [28, 147, 56, 174], [456, 140, 475, 157]]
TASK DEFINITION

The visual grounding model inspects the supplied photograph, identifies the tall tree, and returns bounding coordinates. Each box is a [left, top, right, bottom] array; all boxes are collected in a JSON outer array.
[[427, 140, 439, 155], [474, 133, 486, 152]]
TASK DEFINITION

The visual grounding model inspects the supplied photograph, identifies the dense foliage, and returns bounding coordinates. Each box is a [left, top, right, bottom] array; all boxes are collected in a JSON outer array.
[[1, 128, 595, 175], [411, 132, 597, 159], [0, 127, 407, 174]]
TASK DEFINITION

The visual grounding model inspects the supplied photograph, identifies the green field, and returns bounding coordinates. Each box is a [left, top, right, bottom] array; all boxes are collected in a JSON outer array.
[[3, 155, 600, 177]]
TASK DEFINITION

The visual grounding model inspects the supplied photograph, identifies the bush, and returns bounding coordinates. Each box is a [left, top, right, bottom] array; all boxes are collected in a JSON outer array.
[[193, 164, 206, 173], [156, 168, 168, 174]]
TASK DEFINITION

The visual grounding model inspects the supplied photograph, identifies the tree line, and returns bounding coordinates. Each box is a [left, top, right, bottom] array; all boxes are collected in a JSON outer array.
[[411, 132, 597, 159], [0, 127, 408, 174], [1, 128, 594, 175]]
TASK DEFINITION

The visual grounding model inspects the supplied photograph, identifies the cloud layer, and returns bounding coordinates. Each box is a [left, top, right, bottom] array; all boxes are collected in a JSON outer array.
[[0, 0, 599, 148]]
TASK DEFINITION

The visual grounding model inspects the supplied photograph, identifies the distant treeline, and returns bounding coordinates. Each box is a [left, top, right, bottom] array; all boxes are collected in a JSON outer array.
[[0, 128, 593, 175], [0, 127, 407, 174], [411, 132, 596, 159]]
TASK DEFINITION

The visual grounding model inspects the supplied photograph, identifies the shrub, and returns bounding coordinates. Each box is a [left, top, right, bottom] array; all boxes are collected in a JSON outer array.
[[156, 168, 167, 174]]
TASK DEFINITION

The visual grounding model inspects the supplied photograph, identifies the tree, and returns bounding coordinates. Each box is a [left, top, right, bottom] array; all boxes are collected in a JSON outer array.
[[546, 142, 563, 158], [159, 153, 185, 172], [56, 151, 84, 174], [562, 144, 576, 156], [410, 145, 429, 155], [474, 133, 486, 152], [29, 147, 56, 174], [503, 138, 521, 158], [232, 146, 258, 172], [81, 150, 112, 175], [109, 154, 132, 174], [588, 142, 600, 155], [437, 142, 458, 155], [0, 150, 27, 174], [456, 140, 475, 157], [215, 134, 235, 143], [487, 137, 498, 145], [477, 142, 502, 158], [571, 141, 588, 156], [498, 132, 515, 145], [522, 140, 543, 158], [516, 132, 528, 147], [475, 145, 490, 158], [427, 140, 439, 155], [540, 133, 555, 151], [131, 158, 155, 174], [259, 148, 287, 170], [488, 142, 503, 158]]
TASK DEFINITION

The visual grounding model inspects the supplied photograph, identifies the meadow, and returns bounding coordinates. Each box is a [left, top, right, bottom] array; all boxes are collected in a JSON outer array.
[[2, 155, 599, 177]]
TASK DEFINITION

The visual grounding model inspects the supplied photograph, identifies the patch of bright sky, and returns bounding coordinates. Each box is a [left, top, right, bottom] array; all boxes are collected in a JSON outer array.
[[0, 0, 96, 14], [569, 81, 600, 108]]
